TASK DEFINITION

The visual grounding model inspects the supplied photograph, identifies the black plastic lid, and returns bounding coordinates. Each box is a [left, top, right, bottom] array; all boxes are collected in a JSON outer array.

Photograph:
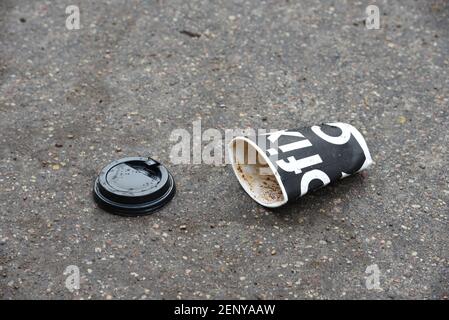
[[93, 157, 176, 216]]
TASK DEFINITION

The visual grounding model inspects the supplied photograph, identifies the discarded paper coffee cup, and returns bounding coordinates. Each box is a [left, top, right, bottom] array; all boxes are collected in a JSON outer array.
[[228, 122, 372, 208]]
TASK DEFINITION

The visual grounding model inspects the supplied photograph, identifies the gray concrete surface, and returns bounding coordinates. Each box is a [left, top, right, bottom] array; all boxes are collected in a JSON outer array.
[[0, 0, 448, 299]]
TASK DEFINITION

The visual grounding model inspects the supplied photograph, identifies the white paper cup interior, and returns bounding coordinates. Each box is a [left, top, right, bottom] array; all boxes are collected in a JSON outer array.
[[228, 137, 288, 208]]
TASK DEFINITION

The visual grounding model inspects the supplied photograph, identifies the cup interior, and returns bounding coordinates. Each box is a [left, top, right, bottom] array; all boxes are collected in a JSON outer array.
[[229, 138, 287, 208]]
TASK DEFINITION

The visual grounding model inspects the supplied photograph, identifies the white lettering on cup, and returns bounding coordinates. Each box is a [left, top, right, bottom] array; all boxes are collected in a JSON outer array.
[[300, 169, 331, 196]]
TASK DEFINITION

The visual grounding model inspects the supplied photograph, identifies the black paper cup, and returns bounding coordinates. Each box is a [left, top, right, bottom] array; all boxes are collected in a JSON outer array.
[[228, 122, 372, 208]]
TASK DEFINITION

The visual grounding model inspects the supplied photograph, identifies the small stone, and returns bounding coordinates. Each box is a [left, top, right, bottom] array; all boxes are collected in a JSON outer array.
[[67, 134, 74, 139], [52, 164, 60, 170], [179, 225, 187, 230], [271, 249, 277, 255], [115, 147, 122, 153], [55, 143, 63, 148]]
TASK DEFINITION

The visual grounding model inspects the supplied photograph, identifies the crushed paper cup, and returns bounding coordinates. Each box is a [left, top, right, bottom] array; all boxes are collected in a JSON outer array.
[[228, 122, 372, 208]]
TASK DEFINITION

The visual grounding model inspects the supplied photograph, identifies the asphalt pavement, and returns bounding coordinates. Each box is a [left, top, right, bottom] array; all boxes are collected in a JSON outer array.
[[0, 0, 448, 299]]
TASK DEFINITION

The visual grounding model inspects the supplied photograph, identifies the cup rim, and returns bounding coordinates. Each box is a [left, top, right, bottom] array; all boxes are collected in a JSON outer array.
[[228, 136, 288, 208]]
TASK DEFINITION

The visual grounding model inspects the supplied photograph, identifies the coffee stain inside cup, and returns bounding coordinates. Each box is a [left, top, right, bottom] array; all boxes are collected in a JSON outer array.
[[230, 139, 286, 207]]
